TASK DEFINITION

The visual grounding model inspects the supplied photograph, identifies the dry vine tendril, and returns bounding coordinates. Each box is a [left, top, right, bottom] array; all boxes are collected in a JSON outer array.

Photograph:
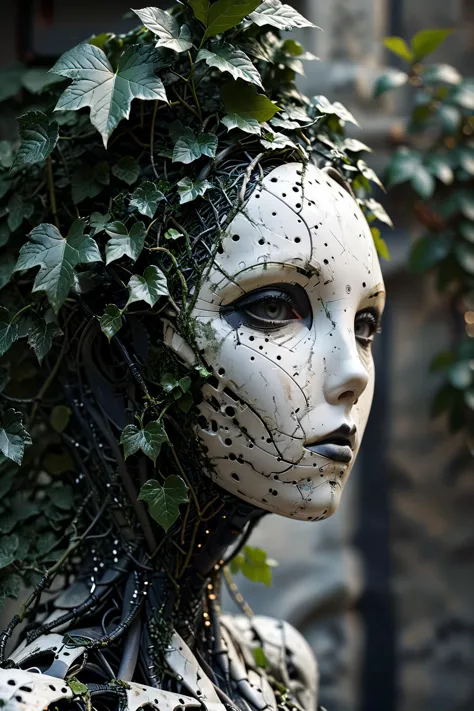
[[0, 0, 390, 618]]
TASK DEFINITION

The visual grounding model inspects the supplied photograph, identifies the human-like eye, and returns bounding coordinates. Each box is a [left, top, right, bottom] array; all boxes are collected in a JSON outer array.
[[222, 284, 312, 331], [355, 309, 381, 346]]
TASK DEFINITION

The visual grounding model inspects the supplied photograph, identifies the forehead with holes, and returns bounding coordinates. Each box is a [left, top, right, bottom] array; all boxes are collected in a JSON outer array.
[[197, 162, 381, 305]]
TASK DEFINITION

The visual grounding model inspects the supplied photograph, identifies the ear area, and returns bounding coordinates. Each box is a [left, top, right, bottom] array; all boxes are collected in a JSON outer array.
[[162, 319, 197, 369], [321, 166, 357, 200]]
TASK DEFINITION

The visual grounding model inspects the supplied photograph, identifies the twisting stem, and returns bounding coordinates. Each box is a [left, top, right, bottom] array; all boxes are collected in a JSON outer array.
[[46, 156, 59, 228], [148, 246, 188, 308], [169, 444, 200, 516], [187, 51, 202, 122], [172, 86, 201, 121]]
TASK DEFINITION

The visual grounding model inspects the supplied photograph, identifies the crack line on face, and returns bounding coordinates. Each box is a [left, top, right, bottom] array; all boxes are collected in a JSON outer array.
[[260, 186, 314, 257], [237, 341, 311, 410]]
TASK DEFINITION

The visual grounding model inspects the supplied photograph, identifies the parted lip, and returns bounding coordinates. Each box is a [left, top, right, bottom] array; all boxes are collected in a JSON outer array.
[[304, 424, 356, 463]]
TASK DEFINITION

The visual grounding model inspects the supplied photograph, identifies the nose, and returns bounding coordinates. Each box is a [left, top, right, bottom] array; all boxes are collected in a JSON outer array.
[[323, 344, 369, 407]]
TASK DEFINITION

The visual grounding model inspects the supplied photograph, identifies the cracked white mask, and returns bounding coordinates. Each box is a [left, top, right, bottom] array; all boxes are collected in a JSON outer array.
[[170, 163, 386, 520]]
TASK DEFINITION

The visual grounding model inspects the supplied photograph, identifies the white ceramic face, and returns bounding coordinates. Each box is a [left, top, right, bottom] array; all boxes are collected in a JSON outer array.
[[170, 163, 385, 520]]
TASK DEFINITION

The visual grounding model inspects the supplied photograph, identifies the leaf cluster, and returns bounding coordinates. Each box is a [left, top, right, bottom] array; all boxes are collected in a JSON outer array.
[[0, 0, 387, 600], [375, 29, 474, 443]]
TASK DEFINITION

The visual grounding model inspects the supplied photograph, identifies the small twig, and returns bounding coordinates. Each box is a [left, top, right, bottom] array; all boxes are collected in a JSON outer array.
[[46, 156, 59, 228]]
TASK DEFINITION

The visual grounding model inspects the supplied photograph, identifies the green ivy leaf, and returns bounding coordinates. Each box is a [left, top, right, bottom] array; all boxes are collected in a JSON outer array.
[[112, 155, 140, 185], [121, 420, 168, 464], [127, 265, 168, 307], [249, 0, 317, 30], [0, 308, 20, 358], [260, 128, 297, 150], [422, 63, 461, 86], [104, 221, 146, 264], [201, 0, 262, 41], [0, 534, 19, 570], [173, 129, 218, 164], [138, 475, 189, 531], [374, 70, 408, 97], [51, 43, 168, 146], [27, 316, 63, 363], [0, 572, 21, 612], [196, 43, 263, 88], [363, 199, 393, 228], [410, 233, 452, 273], [386, 148, 421, 187], [230, 545, 275, 586], [47, 484, 74, 510], [451, 81, 474, 111], [411, 29, 453, 61], [410, 165, 435, 199], [132, 7, 193, 53], [68, 678, 89, 696], [7, 194, 33, 232], [14, 219, 102, 313], [221, 113, 262, 135], [371, 227, 391, 261], [90, 211, 112, 236], [312, 95, 360, 126], [383, 36, 413, 62], [71, 162, 110, 204], [50, 405, 71, 433], [221, 82, 280, 122], [11, 111, 59, 169], [99, 304, 123, 341], [130, 182, 165, 218], [0, 409, 32, 466], [252, 647, 268, 669], [164, 228, 183, 240], [438, 105, 461, 133], [426, 154, 454, 185], [188, 0, 210, 25], [177, 177, 211, 204]]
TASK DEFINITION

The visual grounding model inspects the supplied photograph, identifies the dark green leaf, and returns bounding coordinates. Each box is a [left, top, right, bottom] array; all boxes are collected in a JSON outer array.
[[410, 166, 435, 199], [411, 29, 453, 60], [50, 405, 71, 433], [173, 129, 218, 164], [426, 154, 454, 185], [177, 177, 211, 204], [14, 219, 102, 313], [448, 361, 472, 390], [132, 7, 192, 52], [189, 0, 210, 24], [221, 113, 261, 135], [196, 43, 263, 87], [27, 316, 63, 363], [138, 475, 189, 531], [460, 222, 474, 243], [7, 194, 33, 232], [451, 81, 474, 110], [383, 36, 414, 62], [422, 63, 461, 85], [203, 0, 262, 41], [121, 420, 168, 463], [0, 572, 21, 612], [129, 182, 165, 218], [0, 535, 19, 570], [454, 243, 474, 274], [90, 211, 112, 236], [112, 155, 140, 185], [0, 255, 15, 293], [249, 0, 316, 30], [12, 111, 59, 169], [99, 304, 123, 341], [0, 309, 19, 357], [221, 82, 280, 122], [386, 148, 421, 187], [374, 70, 408, 97], [0, 409, 32, 466], [0, 63, 24, 102], [438, 105, 461, 133], [21, 66, 65, 94], [47, 485, 74, 510], [127, 265, 168, 307], [105, 221, 146, 264], [52, 43, 168, 146], [71, 163, 110, 204], [260, 129, 297, 150], [410, 233, 452, 273]]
